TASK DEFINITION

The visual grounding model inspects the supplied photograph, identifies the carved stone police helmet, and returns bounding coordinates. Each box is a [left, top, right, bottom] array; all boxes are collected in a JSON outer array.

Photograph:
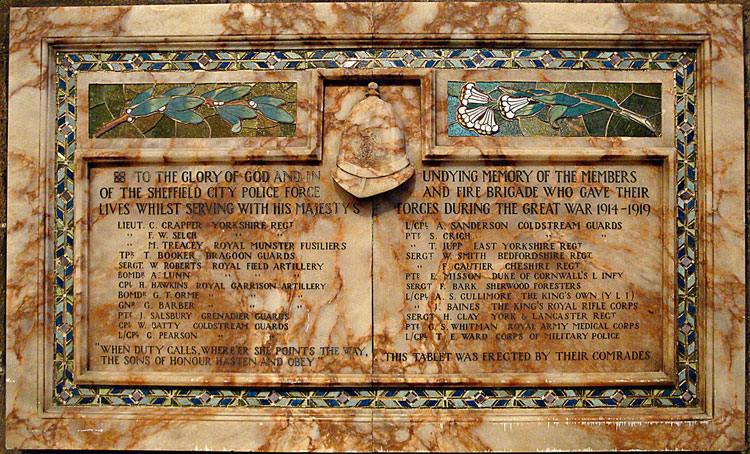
[[332, 82, 414, 198]]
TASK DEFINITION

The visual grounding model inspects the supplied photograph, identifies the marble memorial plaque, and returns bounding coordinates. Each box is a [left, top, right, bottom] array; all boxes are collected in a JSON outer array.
[[373, 161, 674, 386], [6, 2, 745, 452], [76, 161, 372, 386]]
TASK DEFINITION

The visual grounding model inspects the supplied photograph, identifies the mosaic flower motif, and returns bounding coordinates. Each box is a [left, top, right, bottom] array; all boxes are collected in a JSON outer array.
[[456, 82, 657, 136], [499, 94, 531, 119]]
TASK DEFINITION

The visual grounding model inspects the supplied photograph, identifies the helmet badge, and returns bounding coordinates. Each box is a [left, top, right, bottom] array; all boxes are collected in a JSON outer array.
[[332, 82, 415, 198]]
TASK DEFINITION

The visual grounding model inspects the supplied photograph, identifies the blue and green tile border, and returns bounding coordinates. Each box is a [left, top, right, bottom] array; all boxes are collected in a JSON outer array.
[[54, 49, 697, 409]]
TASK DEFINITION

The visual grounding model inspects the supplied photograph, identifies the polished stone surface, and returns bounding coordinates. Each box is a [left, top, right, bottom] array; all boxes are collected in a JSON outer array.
[[5, 2, 745, 451]]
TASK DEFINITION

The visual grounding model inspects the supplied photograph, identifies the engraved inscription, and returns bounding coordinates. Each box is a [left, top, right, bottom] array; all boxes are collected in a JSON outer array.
[[448, 81, 662, 137], [82, 163, 371, 384], [373, 162, 670, 385], [78, 83, 673, 388]]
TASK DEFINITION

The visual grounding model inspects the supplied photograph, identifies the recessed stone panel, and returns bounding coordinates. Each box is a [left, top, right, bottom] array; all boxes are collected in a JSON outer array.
[[372, 160, 674, 386], [75, 157, 372, 386]]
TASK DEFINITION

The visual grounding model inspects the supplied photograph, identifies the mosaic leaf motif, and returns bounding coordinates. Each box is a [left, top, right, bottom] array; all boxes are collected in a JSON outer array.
[[57, 49, 696, 409], [89, 82, 296, 138], [448, 81, 661, 137]]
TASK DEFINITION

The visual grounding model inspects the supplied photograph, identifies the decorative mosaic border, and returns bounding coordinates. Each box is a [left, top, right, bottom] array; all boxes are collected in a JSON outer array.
[[53, 49, 697, 408]]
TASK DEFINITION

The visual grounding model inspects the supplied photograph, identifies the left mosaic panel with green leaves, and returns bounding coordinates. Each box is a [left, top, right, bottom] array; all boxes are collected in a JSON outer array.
[[89, 82, 297, 138]]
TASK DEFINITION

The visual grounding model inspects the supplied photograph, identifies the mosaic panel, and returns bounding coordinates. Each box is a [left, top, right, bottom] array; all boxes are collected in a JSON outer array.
[[447, 81, 661, 137], [89, 82, 297, 138], [54, 49, 697, 409]]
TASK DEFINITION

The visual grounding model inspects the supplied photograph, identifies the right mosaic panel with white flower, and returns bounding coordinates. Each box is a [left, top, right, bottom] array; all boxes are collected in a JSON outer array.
[[448, 81, 661, 137]]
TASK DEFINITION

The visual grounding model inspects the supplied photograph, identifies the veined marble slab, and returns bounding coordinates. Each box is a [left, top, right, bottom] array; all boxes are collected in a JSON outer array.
[[6, 2, 744, 452]]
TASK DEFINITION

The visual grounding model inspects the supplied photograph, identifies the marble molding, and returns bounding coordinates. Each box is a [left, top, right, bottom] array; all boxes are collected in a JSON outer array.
[[6, 2, 745, 452]]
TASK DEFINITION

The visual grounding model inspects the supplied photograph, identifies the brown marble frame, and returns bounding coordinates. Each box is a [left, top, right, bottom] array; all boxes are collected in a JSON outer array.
[[6, 2, 744, 451]]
